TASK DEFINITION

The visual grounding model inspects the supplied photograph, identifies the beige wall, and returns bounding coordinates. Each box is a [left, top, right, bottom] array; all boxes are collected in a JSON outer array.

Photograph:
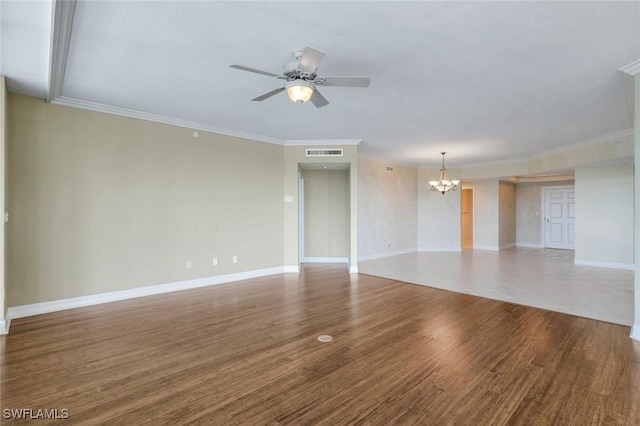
[[515, 181, 574, 247], [4, 88, 637, 315], [7, 94, 284, 306], [284, 146, 358, 269], [0, 77, 6, 326], [575, 164, 634, 267], [357, 157, 417, 260], [472, 180, 499, 250], [498, 182, 516, 249], [516, 183, 543, 247], [417, 168, 461, 250], [303, 170, 349, 258]]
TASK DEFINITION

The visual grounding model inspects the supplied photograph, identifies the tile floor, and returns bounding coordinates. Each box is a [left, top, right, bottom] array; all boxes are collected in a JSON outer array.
[[358, 247, 634, 326]]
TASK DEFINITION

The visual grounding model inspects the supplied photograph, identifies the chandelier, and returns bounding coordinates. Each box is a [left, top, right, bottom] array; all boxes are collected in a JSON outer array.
[[429, 152, 460, 195]]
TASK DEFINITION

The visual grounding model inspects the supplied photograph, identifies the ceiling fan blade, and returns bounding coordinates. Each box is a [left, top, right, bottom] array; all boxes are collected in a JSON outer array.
[[298, 46, 325, 74], [230, 65, 281, 78], [252, 87, 285, 101], [310, 89, 329, 108], [321, 76, 371, 88]]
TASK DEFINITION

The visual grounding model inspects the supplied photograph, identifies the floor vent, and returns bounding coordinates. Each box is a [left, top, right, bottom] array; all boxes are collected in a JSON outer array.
[[306, 148, 343, 157]]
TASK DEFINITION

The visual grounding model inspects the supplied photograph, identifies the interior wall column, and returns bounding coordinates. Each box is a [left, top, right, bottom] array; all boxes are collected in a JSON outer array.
[[0, 76, 6, 334], [633, 72, 640, 341]]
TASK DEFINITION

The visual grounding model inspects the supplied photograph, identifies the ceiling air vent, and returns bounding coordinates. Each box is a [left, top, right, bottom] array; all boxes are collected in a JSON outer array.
[[306, 148, 343, 157]]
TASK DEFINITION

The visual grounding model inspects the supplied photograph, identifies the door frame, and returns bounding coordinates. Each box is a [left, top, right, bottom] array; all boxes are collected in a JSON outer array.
[[298, 171, 305, 265], [541, 185, 575, 249]]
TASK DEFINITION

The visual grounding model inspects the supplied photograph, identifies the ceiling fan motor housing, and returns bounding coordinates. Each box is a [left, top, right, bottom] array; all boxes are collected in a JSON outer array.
[[283, 65, 317, 80], [282, 49, 317, 79], [282, 61, 300, 77]]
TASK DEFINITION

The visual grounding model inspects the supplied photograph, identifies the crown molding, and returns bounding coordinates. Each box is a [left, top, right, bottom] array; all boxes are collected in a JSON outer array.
[[507, 175, 575, 184], [47, 0, 76, 102], [52, 96, 285, 145], [529, 128, 634, 159], [51, 97, 366, 148], [285, 139, 362, 146], [619, 59, 640, 76], [422, 128, 634, 170]]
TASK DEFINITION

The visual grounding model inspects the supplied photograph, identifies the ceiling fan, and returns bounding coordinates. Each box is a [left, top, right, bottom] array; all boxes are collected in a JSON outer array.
[[230, 46, 371, 108]]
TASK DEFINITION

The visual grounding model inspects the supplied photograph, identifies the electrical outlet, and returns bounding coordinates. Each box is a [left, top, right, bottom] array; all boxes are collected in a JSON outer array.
[[233, 256, 238, 264], [186, 261, 192, 269], [212, 258, 218, 266]]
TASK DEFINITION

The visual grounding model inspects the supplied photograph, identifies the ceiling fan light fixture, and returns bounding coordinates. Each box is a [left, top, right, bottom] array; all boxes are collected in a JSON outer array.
[[286, 80, 315, 103]]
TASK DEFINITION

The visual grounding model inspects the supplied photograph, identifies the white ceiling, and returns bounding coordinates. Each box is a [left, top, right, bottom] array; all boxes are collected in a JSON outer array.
[[1, 1, 639, 167], [0, 0, 51, 99]]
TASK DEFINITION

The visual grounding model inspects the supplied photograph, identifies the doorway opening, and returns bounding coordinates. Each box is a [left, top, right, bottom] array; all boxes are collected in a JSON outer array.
[[298, 163, 351, 265], [461, 188, 474, 249]]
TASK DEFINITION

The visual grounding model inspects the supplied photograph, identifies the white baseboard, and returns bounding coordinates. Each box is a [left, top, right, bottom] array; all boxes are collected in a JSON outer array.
[[0, 319, 7, 335], [631, 325, 640, 341], [474, 245, 499, 251], [574, 259, 634, 271], [301, 257, 349, 264], [5, 266, 287, 332], [418, 247, 462, 252], [358, 248, 415, 262], [349, 266, 359, 274], [283, 265, 300, 273], [516, 242, 544, 248]]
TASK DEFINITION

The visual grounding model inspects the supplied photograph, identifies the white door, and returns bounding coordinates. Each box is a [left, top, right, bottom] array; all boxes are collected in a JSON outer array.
[[543, 187, 575, 250]]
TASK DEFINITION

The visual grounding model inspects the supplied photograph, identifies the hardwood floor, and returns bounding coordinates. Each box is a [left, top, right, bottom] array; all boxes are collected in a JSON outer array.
[[1, 264, 639, 425]]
